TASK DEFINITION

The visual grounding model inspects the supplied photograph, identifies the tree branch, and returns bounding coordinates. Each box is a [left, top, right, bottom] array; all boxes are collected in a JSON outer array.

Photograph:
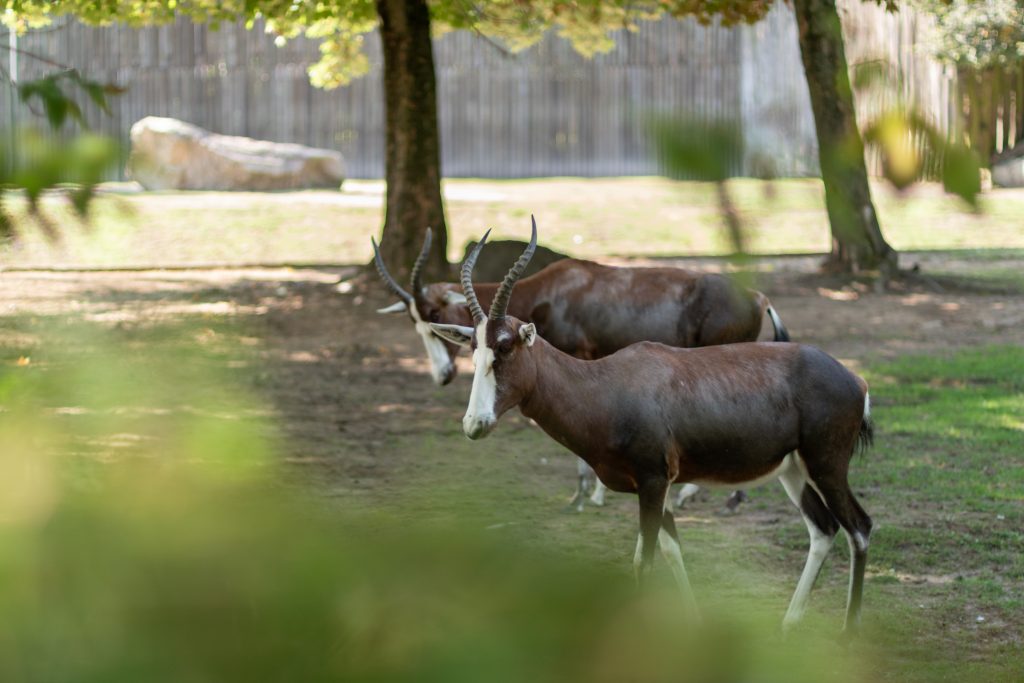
[[0, 43, 75, 72]]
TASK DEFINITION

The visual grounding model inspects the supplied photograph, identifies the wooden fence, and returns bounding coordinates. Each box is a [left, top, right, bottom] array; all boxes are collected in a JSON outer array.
[[1, 1, 957, 180]]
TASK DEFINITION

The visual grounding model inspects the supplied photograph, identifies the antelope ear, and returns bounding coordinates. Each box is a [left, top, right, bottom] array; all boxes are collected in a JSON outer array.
[[442, 290, 468, 306], [377, 301, 408, 314], [519, 323, 537, 347], [429, 323, 474, 347]]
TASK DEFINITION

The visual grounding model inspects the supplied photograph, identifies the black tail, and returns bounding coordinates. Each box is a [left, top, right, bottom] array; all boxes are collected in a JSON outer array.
[[766, 305, 790, 342]]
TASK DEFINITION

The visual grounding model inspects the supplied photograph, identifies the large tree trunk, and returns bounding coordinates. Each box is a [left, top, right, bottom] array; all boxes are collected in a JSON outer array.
[[375, 0, 448, 279], [793, 0, 897, 277]]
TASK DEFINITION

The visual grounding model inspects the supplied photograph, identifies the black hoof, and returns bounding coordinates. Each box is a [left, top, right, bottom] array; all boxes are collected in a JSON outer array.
[[724, 490, 750, 512]]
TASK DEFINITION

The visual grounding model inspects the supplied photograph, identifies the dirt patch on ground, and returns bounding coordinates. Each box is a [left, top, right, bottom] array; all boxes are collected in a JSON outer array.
[[3, 256, 1021, 490]]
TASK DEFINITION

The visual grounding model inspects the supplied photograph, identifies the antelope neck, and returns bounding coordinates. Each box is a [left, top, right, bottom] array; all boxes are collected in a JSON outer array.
[[518, 338, 608, 458]]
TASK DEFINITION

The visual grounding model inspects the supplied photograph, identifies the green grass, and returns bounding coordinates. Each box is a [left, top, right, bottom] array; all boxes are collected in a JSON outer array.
[[364, 345, 1024, 681], [294, 342, 1024, 681], [3, 178, 1024, 268], [852, 347, 1024, 680]]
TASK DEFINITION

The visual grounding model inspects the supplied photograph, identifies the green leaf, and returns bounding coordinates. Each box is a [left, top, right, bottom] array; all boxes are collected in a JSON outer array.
[[648, 117, 742, 182], [81, 81, 113, 114], [941, 144, 982, 207]]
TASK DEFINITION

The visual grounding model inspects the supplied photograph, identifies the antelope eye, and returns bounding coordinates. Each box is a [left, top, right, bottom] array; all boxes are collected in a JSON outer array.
[[496, 338, 514, 355], [427, 309, 440, 323]]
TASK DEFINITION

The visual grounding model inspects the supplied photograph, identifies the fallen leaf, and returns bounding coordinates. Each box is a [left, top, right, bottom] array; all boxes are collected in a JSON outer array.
[[817, 287, 859, 301]]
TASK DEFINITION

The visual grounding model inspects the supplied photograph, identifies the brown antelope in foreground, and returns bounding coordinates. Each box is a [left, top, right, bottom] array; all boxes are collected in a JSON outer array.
[[430, 223, 874, 635], [372, 226, 790, 512]]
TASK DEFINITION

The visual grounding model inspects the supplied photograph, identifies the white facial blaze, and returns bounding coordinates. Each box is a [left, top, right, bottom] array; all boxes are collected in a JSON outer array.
[[463, 323, 498, 438], [408, 305, 453, 385]]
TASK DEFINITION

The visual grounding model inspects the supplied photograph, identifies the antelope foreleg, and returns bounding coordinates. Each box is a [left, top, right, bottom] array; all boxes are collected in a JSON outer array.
[[634, 477, 670, 584], [659, 507, 699, 616]]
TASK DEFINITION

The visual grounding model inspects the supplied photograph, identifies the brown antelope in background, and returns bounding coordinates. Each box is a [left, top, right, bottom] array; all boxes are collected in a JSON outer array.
[[430, 223, 874, 635], [372, 223, 790, 512]]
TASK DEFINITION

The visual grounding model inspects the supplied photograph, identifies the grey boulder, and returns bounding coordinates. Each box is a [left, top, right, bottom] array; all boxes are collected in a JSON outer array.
[[127, 117, 345, 191]]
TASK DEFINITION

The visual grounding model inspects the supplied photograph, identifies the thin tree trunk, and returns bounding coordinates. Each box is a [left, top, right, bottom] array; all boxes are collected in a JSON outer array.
[[376, 0, 448, 279], [793, 0, 897, 276]]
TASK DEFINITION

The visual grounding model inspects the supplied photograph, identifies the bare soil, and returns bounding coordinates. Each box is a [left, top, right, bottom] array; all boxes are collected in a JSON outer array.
[[3, 255, 1021, 495]]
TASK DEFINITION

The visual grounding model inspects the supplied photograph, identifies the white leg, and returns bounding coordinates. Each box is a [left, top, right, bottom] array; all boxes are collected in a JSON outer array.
[[589, 478, 607, 506], [566, 458, 592, 512], [778, 458, 835, 629], [632, 533, 644, 583], [673, 483, 701, 509], [658, 528, 698, 607]]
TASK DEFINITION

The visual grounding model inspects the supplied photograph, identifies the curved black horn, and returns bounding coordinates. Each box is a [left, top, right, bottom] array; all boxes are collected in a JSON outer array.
[[460, 229, 491, 325], [371, 236, 413, 304], [489, 215, 537, 321], [409, 228, 432, 302]]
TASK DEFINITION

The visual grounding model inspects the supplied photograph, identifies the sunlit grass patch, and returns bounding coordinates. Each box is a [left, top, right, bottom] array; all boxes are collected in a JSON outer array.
[[2, 179, 1023, 268], [0, 316, 276, 483], [844, 346, 1024, 672]]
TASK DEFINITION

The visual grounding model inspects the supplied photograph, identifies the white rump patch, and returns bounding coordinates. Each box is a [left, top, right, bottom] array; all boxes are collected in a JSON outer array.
[[864, 392, 871, 420]]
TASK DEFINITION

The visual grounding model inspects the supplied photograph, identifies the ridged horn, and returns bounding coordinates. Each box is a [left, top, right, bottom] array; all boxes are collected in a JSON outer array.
[[371, 236, 413, 304], [489, 215, 537, 321], [409, 228, 432, 303], [460, 229, 491, 325]]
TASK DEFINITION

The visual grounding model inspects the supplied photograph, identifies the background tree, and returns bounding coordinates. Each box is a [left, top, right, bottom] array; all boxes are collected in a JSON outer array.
[[12, 0, 975, 279], [915, 0, 1024, 164], [792, 0, 897, 275]]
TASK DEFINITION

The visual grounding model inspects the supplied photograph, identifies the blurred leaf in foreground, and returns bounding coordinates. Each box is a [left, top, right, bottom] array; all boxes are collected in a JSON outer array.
[[1, 68, 123, 243], [853, 60, 982, 209], [648, 117, 755, 290], [0, 320, 875, 682]]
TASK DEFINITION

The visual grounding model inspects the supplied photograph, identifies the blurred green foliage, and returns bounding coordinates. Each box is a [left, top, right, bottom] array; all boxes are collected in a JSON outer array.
[[8, 1, 901, 91], [648, 117, 753, 279], [5, 2, 779, 90], [0, 129, 120, 239], [852, 60, 982, 206], [0, 316, 880, 682], [649, 118, 743, 184], [15, 69, 124, 130], [916, 0, 1024, 69], [1, 68, 121, 241]]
